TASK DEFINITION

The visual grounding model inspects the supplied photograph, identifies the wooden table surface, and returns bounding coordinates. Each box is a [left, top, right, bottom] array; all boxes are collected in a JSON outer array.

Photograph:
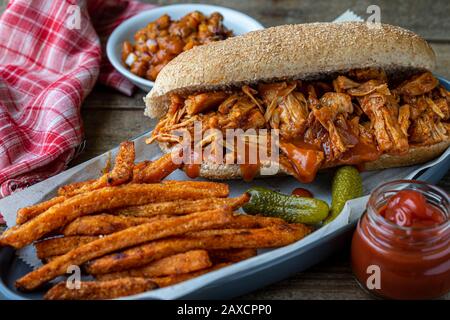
[[76, 0, 449, 299]]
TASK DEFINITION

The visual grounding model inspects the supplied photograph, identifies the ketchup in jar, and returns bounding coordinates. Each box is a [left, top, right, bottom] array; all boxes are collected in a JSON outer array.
[[351, 180, 449, 300]]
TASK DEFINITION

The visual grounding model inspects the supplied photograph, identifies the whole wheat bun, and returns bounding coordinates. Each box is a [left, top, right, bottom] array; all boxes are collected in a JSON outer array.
[[145, 22, 447, 180], [144, 22, 436, 118]]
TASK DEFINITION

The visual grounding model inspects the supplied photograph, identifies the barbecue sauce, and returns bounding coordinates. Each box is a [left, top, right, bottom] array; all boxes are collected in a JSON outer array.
[[239, 164, 259, 182], [238, 141, 261, 182], [327, 141, 381, 168], [279, 141, 324, 183], [183, 151, 201, 179], [184, 164, 201, 179]]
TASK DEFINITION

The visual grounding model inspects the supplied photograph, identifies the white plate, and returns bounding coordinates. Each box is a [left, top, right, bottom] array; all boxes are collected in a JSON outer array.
[[106, 4, 264, 92]]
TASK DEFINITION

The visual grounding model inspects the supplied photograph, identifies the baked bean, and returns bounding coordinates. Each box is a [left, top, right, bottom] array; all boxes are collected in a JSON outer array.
[[183, 40, 196, 51], [135, 41, 148, 54], [155, 14, 171, 30], [130, 60, 148, 77], [121, 11, 233, 81], [157, 35, 184, 55], [147, 63, 165, 81], [122, 41, 133, 61]]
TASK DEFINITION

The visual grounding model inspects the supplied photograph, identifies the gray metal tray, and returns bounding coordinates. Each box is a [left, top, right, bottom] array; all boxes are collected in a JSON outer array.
[[1, 78, 449, 300]]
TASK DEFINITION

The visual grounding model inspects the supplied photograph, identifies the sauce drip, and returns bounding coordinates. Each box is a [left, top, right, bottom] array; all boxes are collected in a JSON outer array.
[[240, 164, 260, 182], [330, 141, 380, 167], [279, 141, 324, 183], [184, 164, 201, 179], [183, 151, 202, 179], [291, 188, 313, 198], [238, 140, 261, 182]]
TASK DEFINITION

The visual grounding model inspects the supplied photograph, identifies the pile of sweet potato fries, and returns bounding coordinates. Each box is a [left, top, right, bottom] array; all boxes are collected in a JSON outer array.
[[0, 141, 310, 300]]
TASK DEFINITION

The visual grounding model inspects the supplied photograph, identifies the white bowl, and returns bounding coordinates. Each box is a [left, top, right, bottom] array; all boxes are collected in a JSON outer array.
[[107, 4, 264, 92]]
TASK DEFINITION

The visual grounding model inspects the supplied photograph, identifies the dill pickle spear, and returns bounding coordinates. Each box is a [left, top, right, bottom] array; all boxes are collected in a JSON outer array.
[[243, 187, 329, 224], [325, 166, 363, 224]]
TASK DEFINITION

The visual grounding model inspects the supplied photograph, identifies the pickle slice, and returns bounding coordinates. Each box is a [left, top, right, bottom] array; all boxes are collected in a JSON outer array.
[[243, 187, 329, 224], [325, 166, 363, 224]]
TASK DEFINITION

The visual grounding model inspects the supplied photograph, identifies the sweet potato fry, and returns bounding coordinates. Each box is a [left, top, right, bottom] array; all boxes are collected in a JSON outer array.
[[161, 180, 230, 190], [132, 160, 151, 177], [57, 141, 135, 197], [57, 159, 151, 197], [150, 263, 231, 288], [96, 250, 212, 281], [44, 277, 158, 300], [107, 141, 135, 186], [227, 214, 287, 229], [62, 214, 164, 236], [57, 179, 98, 197], [208, 248, 257, 263], [102, 152, 112, 173], [86, 224, 310, 274], [40, 214, 280, 257], [132, 153, 181, 183], [113, 194, 249, 217], [35, 236, 99, 260], [1, 182, 229, 249], [58, 169, 116, 197], [42, 256, 60, 263], [16, 196, 66, 225], [15, 209, 233, 291]]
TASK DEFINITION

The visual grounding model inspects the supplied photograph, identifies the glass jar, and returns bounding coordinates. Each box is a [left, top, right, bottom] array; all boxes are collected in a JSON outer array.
[[351, 180, 450, 300]]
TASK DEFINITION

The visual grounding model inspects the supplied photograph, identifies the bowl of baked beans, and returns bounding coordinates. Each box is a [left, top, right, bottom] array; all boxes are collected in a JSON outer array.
[[107, 4, 264, 92]]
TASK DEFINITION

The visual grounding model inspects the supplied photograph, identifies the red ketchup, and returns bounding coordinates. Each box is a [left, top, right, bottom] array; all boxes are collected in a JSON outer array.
[[380, 190, 445, 227], [291, 187, 313, 198], [351, 180, 450, 300]]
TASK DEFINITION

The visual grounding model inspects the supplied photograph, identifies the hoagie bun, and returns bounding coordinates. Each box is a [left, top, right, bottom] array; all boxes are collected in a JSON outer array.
[[144, 22, 449, 182]]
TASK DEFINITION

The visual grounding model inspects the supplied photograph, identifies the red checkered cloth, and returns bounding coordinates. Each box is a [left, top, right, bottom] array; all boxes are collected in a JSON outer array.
[[0, 0, 155, 222]]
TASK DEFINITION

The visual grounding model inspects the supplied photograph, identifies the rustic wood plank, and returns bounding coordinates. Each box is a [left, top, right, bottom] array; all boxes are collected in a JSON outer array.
[[432, 43, 450, 79], [240, 249, 450, 300], [240, 250, 373, 300], [82, 85, 146, 110], [1, 1, 449, 41], [70, 109, 155, 165]]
